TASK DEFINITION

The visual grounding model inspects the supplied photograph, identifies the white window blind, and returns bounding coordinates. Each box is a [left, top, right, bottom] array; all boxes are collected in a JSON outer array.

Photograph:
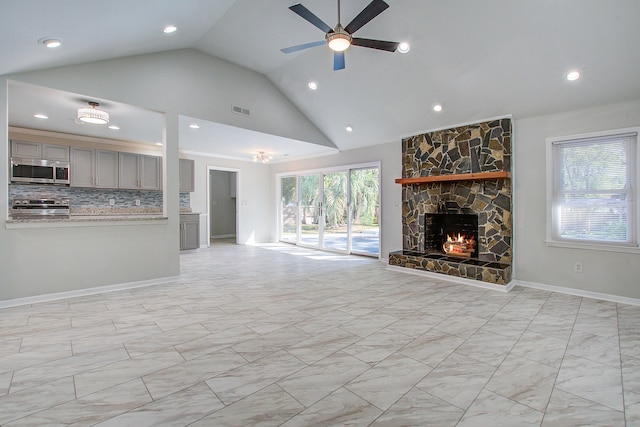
[[551, 132, 637, 246]]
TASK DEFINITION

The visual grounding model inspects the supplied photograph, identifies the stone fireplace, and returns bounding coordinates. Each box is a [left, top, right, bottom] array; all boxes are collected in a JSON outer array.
[[389, 119, 513, 286], [425, 212, 479, 259]]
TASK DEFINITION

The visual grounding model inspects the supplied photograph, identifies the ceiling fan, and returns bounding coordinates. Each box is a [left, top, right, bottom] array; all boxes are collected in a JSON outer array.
[[281, 0, 399, 71]]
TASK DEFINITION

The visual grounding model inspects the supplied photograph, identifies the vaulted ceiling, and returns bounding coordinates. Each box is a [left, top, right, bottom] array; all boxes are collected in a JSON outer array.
[[2, 0, 640, 159]]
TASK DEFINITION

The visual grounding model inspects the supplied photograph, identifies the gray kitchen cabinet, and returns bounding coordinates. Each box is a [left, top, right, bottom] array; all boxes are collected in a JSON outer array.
[[140, 154, 161, 190], [11, 140, 41, 158], [43, 144, 70, 161], [70, 147, 94, 187], [119, 152, 161, 190], [11, 140, 69, 161], [71, 148, 119, 188], [179, 158, 195, 192], [95, 150, 119, 188], [180, 213, 200, 250]]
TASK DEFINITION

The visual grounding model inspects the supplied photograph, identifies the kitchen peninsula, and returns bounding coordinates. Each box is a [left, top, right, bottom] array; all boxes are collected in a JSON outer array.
[[7, 127, 195, 227]]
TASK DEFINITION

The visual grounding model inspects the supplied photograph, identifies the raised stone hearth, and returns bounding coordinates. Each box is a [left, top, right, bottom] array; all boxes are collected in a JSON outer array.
[[389, 251, 511, 285], [390, 119, 513, 286]]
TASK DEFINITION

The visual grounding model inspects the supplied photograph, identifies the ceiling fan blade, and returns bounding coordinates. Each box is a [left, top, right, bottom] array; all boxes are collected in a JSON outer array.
[[352, 38, 399, 52], [281, 40, 326, 54], [334, 51, 345, 70], [289, 4, 333, 34], [344, 0, 389, 35]]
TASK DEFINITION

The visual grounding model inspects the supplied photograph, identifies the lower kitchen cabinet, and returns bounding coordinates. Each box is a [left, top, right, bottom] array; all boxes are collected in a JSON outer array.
[[180, 214, 200, 250]]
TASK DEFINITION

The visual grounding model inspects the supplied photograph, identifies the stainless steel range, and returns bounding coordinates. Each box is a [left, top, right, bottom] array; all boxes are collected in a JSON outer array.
[[11, 198, 70, 218]]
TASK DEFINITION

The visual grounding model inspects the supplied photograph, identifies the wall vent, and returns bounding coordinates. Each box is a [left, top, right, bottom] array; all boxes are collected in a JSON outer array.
[[231, 105, 250, 117]]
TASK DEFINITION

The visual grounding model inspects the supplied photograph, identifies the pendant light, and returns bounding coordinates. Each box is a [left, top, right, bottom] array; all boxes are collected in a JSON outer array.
[[78, 101, 109, 125]]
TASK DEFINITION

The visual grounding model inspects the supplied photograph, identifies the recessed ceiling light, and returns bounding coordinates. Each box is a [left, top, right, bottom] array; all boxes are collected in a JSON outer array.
[[346, 125, 353, 132], [155, 142, 163, 146], [189, 124, 200, 129], [34, 114, 48, 119], [38, 38, 61, 48], [398, 42, 410, 53], [433, 104, 443, 112], [567, 70, 580, 81], [163, 25, 177, 34], [108, 125, 120, 130], [308, 81, 318, 90]]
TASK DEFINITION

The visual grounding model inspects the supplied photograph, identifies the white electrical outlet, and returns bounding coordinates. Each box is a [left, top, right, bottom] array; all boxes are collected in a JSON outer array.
[[574, 262, 583, 273], [109, 199, 115, 206], [135, 199, 140, 206]]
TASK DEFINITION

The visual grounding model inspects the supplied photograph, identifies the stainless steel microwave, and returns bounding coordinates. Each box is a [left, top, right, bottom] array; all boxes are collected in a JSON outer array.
[[10, 157, 70, 185]]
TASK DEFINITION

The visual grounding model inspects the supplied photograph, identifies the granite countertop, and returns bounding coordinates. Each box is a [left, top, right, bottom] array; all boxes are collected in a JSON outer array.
[[6, 207, 193, 223]]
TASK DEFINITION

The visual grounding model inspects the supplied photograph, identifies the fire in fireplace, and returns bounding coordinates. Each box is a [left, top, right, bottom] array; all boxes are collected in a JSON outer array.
[[424, 213, 479, 258], [443, 232, 476, 258]]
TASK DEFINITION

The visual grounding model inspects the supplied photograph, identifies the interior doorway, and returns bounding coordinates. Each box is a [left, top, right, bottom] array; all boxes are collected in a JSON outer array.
[[207, 167, 239, 245]]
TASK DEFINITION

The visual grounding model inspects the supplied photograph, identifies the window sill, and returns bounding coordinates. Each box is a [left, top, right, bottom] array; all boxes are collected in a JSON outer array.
[[545, 240, 640, 254]]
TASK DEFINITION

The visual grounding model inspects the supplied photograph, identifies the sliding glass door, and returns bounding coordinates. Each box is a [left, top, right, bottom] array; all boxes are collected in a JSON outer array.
[[298, 174, 321, 247], [323, 171, 349, 252], [279, 165, 380, 257], [350, 168, 379, 256], [280, 176, 297, 243]]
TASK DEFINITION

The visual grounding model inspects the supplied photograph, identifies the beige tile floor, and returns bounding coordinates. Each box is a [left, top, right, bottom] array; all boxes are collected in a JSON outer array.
[[1, 240, 639, 426]]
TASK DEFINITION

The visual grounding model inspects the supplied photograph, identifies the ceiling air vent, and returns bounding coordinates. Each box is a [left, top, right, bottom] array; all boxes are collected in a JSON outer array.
[[232, 104, 250, 117]]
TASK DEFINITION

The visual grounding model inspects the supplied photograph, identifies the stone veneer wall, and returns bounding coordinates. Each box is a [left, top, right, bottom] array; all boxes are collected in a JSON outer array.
[[392, 119, 513, 284]]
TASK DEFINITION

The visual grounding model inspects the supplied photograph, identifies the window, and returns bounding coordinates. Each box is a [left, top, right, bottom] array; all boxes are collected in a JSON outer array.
[[547, 128, 638, 249]]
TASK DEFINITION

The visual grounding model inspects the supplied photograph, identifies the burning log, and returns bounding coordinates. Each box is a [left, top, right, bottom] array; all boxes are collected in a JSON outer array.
[[443, 233, 475, 258]]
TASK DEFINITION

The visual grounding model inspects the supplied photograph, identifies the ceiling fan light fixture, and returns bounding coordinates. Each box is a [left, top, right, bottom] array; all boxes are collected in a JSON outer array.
[[326, 27, 352, 52], [77, 101, 109, 125]]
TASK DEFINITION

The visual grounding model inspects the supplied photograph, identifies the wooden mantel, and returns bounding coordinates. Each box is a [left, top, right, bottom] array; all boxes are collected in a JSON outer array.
[[395, 171, 510, 185]]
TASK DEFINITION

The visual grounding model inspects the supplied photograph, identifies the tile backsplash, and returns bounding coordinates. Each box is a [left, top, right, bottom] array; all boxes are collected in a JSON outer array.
[[9, 184, 190, 209]]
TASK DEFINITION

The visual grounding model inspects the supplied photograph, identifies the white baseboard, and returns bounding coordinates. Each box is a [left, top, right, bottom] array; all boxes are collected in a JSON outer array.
[[512, 279, 640, 306], [0, 276, 180, 309], [386, 265, 514, 293], [211, 234, 236, 239]]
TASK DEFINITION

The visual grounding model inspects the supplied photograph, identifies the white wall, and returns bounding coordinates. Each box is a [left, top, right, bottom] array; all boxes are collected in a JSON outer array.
[[513, 99, 640, 299], [1, 49, 327, 301], [269, 141, 403, 260], [181, 152, 272, 245]]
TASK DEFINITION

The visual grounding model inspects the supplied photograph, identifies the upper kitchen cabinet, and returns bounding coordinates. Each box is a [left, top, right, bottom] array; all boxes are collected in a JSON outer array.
[[71, 147, 118, 188], [11, 140, 69, 161], [96, 150, 119, 188], [70, 147, 94, 187], [119, 152, 162, 190], [179, 158, 195, 192]]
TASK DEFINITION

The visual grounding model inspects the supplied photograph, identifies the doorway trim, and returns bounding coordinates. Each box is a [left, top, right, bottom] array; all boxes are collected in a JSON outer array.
[[206, 166, 240, 247]]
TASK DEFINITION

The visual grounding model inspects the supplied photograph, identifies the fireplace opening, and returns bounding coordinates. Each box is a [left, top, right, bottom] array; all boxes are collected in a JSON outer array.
[[425, 213, 479, 258]]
